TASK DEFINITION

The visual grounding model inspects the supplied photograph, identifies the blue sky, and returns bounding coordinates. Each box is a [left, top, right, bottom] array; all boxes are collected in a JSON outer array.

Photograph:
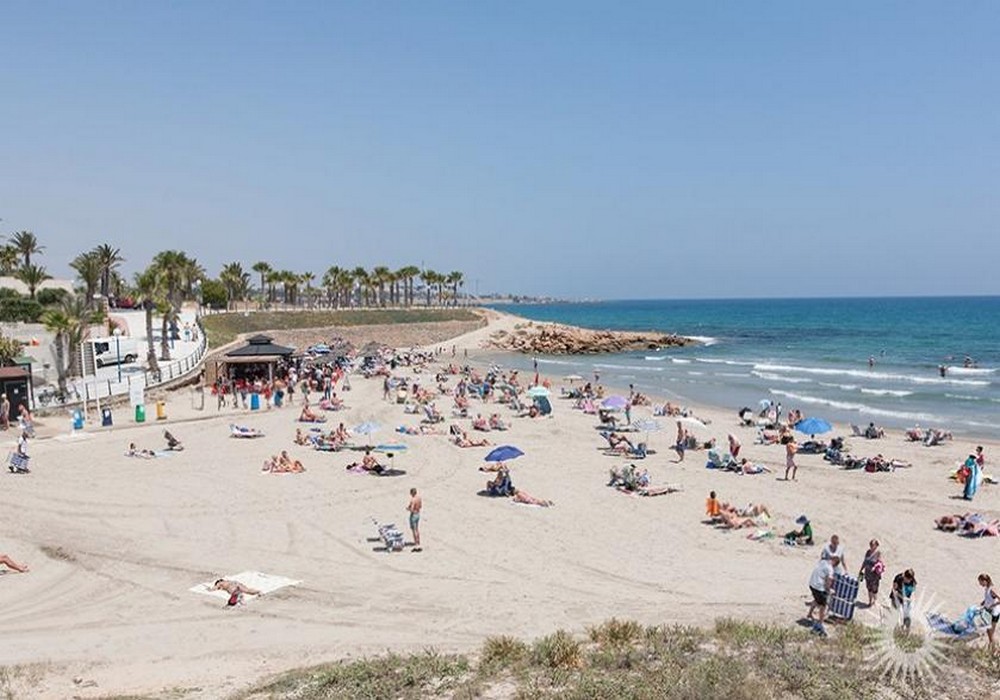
[[1, 1, 997, 299]]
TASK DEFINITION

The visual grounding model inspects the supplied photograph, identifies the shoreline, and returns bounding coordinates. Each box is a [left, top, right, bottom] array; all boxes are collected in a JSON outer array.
[[2, 308, 998, 698]]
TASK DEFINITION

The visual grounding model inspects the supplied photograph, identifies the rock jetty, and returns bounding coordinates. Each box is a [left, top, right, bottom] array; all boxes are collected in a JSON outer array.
[[487, 322, 693, 355]]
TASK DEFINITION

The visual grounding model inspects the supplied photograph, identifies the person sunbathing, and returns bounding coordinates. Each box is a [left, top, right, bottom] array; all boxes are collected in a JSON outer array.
[[319, 396, 344, 411], [346, 449, 384, 473], [604, 432, 635, 452], [864, 422, 885, 439], [125, 442, 156, 459], [293, 428, 310, 446], [333, 423, 350, 442], [486, 467, 511, 492], [738, 458, 770, 475], [472, 414, 490, 431], [453, 431, 490, 448], [298, 405, 324, 422], [0, 554, 28, 573], [936, 513, 982, 532], [211, 578, 260, 596], [721, 502, 771, 519], [489, 413, 508, 431], [757, 429, 781, 445], [512, 488, 554, 507]]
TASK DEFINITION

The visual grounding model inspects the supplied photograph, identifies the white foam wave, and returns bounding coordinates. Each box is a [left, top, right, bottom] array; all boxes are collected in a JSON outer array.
[[946, 367, 996, 376], [767, 390, 940, 423], [644, 356, 667, 361], [754, 363, 989, 387], [687, 371, 705, 376], [535, 358, 578, 367], [819, 382, 859, 391], [593, 363, 664, 373], [671, 358, 692, 364], [751, 371, 813, 384], [686, 336, 718, 346], [695, 358, 754, 367], [859, 388, 913, 397], [717, 372, 748, 378]]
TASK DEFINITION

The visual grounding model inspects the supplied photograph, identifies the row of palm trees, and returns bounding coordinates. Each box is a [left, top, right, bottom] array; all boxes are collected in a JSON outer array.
[[2, 229, 471, 392], [246, 262, 465, 309]]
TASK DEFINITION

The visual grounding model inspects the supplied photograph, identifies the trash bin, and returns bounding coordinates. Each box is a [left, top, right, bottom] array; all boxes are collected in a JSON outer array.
[[135, 404, 146, 423], [101, 407, 113, 427], [250, 393, 260, 410], [72, 410, 84, 430], [156, 400, 167, 420]]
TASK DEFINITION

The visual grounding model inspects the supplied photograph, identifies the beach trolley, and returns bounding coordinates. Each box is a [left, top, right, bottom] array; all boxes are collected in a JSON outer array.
[[828, 572, 860, 621], [372, 518, 405, 552], [8, 451, 29, 474]]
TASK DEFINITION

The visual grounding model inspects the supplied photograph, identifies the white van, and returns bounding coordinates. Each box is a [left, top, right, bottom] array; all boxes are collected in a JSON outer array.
[[89, 337, 140, 368]]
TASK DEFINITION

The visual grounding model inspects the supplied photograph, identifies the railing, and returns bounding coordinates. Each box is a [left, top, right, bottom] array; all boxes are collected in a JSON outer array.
[[41, 320, 209, 409]]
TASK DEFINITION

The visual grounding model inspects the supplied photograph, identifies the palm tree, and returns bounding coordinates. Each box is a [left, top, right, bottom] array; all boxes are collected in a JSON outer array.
[[265, 270, 282, 305], [420, 269, 438, 307], [351, 267, 369, 306], [17, 264, 50, 299], [252, 261, 271, 307], [0, 246, 19, 275], [70, 251, 102, 307], [220, 262, 250, 310], [41, 294, 103, 392], [323, 266, 341, 308], [133, 268, 162, 374], [94, 244, 124, 298], [397, 265, 420, 306], [301, 272, 316, 308], [370, 266, 390, 307], [446, 271, 465, 306], [9, 231, 44, 268]]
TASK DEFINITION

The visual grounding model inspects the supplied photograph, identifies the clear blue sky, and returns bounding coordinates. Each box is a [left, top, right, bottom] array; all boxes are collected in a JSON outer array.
[[2, 1, 997, 299]]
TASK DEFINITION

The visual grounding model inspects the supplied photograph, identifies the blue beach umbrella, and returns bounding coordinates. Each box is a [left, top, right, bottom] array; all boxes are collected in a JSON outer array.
[[485, 445, 525, 463], [795, 417, 833, 435], [374, 444, 407, 453], [526, 386, 551, 398]]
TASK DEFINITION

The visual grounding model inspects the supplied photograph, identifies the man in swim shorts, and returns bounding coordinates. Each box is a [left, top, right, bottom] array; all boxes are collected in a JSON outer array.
[[407, 487, 422, 552]]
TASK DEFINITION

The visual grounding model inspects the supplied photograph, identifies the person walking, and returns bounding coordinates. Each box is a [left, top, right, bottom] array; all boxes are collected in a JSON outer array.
[[978, 573, 1000, 654], [822, 534, 847, 573], [784, 438, 799, 481], [807, 555, 839, 636], [859, 539, 883, 608], [407, 488, 423, 552], [673, 421, 687, 463]]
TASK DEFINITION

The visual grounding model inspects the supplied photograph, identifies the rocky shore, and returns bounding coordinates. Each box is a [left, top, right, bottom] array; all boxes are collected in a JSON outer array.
[[486, 320, 693, 354]]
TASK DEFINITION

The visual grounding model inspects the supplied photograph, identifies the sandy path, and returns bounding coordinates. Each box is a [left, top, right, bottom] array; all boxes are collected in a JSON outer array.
[[0, 310, 996, 698]]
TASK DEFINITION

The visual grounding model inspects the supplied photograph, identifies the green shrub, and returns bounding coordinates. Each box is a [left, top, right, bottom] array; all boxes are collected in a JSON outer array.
[[532, 630, 583, 669]]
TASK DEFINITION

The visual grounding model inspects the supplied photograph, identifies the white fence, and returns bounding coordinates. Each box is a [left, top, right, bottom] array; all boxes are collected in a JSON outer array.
[[38, 322, 208, 409]]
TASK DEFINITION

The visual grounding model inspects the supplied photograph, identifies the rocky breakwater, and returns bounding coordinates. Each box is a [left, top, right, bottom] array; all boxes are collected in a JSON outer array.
[[487, 322, 694, 355]]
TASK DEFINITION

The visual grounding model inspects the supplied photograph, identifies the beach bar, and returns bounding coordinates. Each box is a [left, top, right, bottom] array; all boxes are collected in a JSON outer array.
[[214, 334, 295, 384]]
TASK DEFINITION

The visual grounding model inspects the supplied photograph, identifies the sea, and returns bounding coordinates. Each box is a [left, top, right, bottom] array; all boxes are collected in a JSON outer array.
[[482, 297, 1000, 439]]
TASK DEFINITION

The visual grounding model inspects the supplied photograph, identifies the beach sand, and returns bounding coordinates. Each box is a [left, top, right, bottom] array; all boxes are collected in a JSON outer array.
[[0, 309, 996, 698]]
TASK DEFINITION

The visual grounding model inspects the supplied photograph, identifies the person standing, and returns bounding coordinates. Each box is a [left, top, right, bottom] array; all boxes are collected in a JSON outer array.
[[784, 438, 799, 481], [807, 555, 839, 636], [978, 573, 1000, 654], [891, 569, 917, 630], [727, 433, 741, 459], [0, 393, 9, 430], [822, 534, 847, 573], [407, 488, 422, 552], [963, 454, 981, 501], [859, 539, 883, 608], [673, 421, 687, 463]]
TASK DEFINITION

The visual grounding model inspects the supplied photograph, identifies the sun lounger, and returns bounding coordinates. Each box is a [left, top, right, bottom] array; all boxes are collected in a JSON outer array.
[[230, 424, 264, 438], [373, 518, 405, 551], [7, 451, 30, 473]]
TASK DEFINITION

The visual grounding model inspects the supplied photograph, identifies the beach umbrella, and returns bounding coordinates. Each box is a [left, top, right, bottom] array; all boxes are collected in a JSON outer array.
[[795, 417, 832, 435], [373, 443, 407, 453], [564, 374, 584, 382], [526, 386, 551, 398], [485, 445, 524, 463], [758, 399, 772, 410], [676, 416, 706, 429], [601, 396, 628, 411], [354, 421, 381, 445]]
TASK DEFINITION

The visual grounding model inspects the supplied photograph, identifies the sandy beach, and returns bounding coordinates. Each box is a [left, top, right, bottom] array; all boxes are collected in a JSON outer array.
[[1, 309, 997, 698]]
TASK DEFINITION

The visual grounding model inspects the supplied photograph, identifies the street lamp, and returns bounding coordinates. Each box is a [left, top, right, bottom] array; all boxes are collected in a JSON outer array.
[[113, 327, 122, 383]]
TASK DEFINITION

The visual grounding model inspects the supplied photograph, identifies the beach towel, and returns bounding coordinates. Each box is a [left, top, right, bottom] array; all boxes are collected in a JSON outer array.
[[189, 571, 302, 601], [926, 607, 987, 639]]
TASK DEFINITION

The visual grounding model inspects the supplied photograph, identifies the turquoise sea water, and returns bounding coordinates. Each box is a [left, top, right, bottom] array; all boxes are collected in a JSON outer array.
[[485, 297, 1000, 438]]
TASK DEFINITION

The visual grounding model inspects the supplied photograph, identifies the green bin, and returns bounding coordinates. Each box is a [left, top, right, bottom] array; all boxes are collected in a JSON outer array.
[[135, 404, 146, 423]]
